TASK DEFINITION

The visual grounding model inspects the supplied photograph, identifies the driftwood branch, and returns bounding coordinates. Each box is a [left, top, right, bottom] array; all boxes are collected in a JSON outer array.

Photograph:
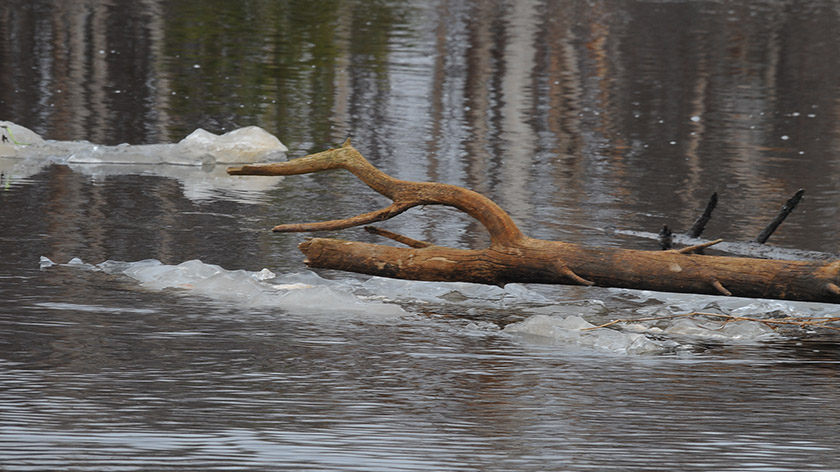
[[364, 226, 433, 248], [228, 142, 840, 304], [614, 229, 839, 261], [688, 192, 717, 238], [756, 189, 805, 244], [671, 239, 723, 255], [229, 140, 524, 247], [616, 189, 835, 261], [583, 312, 840, 332]]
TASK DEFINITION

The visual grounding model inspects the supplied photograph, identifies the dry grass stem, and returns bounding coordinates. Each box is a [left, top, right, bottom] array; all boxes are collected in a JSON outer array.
[[583, 311, 840, 332]]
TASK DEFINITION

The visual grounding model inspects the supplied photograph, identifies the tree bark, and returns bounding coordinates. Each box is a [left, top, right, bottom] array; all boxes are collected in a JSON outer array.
[[228, 141, 840, 304]]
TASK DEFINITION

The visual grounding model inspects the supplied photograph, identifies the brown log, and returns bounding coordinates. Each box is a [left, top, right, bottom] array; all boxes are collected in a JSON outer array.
[[613, 229, 840, 261], [228, 141, 840, 304]]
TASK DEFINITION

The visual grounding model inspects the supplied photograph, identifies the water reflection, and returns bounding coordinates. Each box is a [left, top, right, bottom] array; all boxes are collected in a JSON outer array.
[[4, 1, 840, 470], [2, 310, 839, 471], [0, 121, 288, 203], [6, 1, 840, 247]]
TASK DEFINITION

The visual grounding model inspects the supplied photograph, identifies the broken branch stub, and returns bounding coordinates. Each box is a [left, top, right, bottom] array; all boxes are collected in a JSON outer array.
[[755, 189, 805, 244], [228, 142, 840, 304]]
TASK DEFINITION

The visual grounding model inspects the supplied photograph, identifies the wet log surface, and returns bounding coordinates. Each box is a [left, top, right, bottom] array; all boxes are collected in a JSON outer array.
[[612, 229, 840, 262], [228, 142, 840, 304]]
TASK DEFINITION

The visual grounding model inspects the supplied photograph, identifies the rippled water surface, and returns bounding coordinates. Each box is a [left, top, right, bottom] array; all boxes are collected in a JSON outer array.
[[3, 1, 840, 470]]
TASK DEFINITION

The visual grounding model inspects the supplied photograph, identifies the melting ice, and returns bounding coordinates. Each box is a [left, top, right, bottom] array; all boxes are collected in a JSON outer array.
[[40, 256, 839, 355], [1, 121, 287, 164], [40, 256, 407, 318], [503, 315, 674, 355], [1, 121, 288, 203]]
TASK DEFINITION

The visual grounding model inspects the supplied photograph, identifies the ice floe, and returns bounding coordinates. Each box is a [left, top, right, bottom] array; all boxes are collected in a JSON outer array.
[[39, 256, 840, 355], [1, 121, 286, 164], [360, 276, 548, 306], [40, 256, 407, 318], [503, 314, 675, 355], [1, 121, 288, 203]]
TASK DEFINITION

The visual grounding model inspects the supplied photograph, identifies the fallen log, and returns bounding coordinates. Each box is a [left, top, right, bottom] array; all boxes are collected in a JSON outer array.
[[612, 229, 840, 262], [613, 189, 839, 261], [228, 141, 840, 304]]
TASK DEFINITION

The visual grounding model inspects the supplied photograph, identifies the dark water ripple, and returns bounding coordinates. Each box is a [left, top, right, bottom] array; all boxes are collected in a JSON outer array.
[[3, 1, 840, 470]]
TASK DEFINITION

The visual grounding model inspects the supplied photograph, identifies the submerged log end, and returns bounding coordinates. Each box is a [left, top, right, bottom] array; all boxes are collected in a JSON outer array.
[[299, 239, 319, 266]]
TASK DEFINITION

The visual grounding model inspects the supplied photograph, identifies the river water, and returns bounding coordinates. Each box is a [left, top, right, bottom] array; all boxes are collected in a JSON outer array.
[[2, 1, 840, 470]]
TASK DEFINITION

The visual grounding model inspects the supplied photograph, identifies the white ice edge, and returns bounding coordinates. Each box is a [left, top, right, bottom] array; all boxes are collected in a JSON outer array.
[[40, 256, 407, 318], [40, 256, 840, 355], [1, 121, 287, 165], [1, 121, 289, 203]]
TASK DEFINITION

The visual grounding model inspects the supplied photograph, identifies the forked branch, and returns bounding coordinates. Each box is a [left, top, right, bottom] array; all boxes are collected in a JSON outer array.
[[269, 202, 414, 233], [228, 140, 525, 247]]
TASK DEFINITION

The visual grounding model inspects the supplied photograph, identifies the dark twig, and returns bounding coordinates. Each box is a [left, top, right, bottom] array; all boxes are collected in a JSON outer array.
[[658, 225, 673, 250], [687, 192, 718, 238], [756, 189, 805, 244], [583, 311, 840, 332]]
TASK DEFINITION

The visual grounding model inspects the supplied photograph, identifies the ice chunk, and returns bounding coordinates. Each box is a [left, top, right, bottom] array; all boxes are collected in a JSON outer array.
[[1, 120, 287, 165], [1, 123, 54, 183], [504, 314, 670, 355], [189, 268, 272, 305], [180, 128, 227, 146], [272, 282, 315, 290], [0, 121, 46, 147], [271, 269, 342, 287], [728, 301, 798, 317], [2, 120, 290, 203], [64, 257, 98, 270], [253, 268, 277, 281], [664, 318, 777, 342], [522, 299, 608, 317], [361, 276, 547, 305], [179, 126, 288, 162], [275, 285, 405, 316], [43, 257, 407, 318]]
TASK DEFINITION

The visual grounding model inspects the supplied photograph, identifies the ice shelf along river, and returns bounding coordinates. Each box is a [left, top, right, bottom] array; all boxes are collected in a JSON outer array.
[[2, 1, 840, 470]]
